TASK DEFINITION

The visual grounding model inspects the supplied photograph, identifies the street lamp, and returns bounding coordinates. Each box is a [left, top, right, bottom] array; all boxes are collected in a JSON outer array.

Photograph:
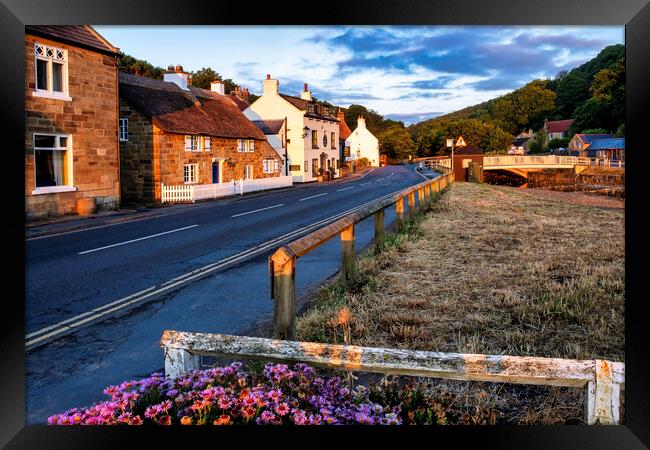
[[446, 138, 454, 173]]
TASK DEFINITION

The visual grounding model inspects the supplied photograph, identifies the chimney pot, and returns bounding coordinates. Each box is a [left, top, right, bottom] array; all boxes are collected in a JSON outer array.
[[267, 74, 271, 80], [167, 64, 174, 71], [175, 65, 183, 72], [304, 83, 308, 92]]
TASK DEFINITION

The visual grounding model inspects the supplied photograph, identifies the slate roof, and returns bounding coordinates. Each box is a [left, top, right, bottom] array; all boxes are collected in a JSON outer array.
[[228, 94, 249, 112], [119, 72, 266, 140], [543, 119, 574, 134], [588, 138, 625, 150], [279, 94, 338, 122], [25, 25, 118, 55], [513, 137, 531, 147], [577, 134, 614, 145], [251, 120, 285, 135]]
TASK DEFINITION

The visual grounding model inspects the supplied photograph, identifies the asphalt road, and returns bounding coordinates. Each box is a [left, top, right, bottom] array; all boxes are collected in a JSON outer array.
[[25, 165, 429, 423]]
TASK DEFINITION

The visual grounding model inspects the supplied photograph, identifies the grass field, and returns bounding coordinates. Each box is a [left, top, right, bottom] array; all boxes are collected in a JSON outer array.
[[295, 182, 624, 424]]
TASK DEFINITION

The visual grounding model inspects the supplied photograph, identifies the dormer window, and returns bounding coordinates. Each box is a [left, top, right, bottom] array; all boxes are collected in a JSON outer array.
[[33, 43, 71, 101]]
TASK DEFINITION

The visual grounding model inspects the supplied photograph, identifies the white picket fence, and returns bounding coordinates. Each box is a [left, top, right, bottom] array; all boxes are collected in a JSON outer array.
[[161, 176, 293, 203]]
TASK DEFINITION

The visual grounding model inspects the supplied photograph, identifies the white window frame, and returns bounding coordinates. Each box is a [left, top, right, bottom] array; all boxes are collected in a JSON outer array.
[[248, 139, 255, 153], [32, 42, 71, 101], [183, 163, 199, 184], [274, 160, 279, 173], [204, 136, 211, 151], [185, 135, 200, 152], [237, 139, 244, 152], [119, 118, 128, 142], [244, 165, 254, 180], [32, 133, 75, 195]]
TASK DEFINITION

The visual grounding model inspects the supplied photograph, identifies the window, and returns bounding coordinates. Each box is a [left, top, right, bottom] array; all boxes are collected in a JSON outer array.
[[183, 164, 198, 183], [33, 134, 73, 192], [237, 139, 244, 152], [119, 118, 128, 142], [204, 137, 211, 151], [33, 43, 69, 100], [312, 158, 318, 177], [237, 139, 255, 152], [185, 135, 200, 152], [304, 161, 308, 173], [263, 159, 277, 174], [244, 165, 253, 180], [331, 132, 336, 149], [312, 130, 318, 149], [336, 159, 340, 169], [331, 158, 335, 170], [290, 164, 300, 172], [274, 160, 279, 173]]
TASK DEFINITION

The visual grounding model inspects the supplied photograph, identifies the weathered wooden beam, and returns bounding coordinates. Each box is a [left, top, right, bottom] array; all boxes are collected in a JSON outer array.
[[407, 192, 416, 219], [395, 196, 405, 230], [586, 359, 623, 424], [374, 208, 385, 254], [164, 346, 200, 379], [160, 331, 624, 390], [270, 248, 296, 340], [340, 224, 357, 285], [418, 187, 425, 211]]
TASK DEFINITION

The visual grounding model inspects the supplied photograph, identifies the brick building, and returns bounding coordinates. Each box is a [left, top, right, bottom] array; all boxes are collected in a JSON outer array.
[[452, 145, 485, 181], [24, 26, 121, 220], [118, 69, 283, 205]]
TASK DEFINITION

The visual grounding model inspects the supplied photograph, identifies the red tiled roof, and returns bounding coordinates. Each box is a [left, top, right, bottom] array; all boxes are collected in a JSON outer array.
[[119, 72, 265, 140], [338, 112, 352, 140], [543, 119, 574, 134], [25, 25, 118, 55]]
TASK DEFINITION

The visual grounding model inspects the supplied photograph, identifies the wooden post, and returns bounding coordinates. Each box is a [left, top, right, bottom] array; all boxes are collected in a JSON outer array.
[[418, 187, 425, 211], [341, 224, 357, 285], [586, 359, 621, 424], [435, 178, 441, 194], [374, 208, 385, 254], [164, 346, 200, 379], [408, 191, 416, 219], [395, 196, 405, 230], [270, 247, 297, 340]]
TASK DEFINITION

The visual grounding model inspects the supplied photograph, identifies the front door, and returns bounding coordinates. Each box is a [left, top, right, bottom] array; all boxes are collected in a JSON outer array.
[[212, 162, 219, 183]]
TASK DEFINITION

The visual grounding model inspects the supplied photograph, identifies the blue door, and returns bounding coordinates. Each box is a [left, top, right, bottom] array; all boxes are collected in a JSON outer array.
[[212, 162, 219, 183]]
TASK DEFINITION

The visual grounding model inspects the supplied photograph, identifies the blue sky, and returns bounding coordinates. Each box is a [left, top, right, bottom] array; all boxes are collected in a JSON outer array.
[[95, 26, 623, 125]]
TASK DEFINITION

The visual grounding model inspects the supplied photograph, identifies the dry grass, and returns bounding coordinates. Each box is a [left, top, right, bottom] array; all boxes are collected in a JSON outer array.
[[295, 182, 624, 424]]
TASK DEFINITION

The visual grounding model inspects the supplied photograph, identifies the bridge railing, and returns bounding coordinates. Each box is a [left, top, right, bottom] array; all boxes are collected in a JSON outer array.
[[160, 330, 624, 425], [484, 155, 625, 168], [268, 172, 454, 340]]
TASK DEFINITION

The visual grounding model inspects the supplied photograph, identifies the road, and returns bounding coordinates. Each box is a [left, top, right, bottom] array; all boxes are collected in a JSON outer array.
[[25, 165, 428, 423]]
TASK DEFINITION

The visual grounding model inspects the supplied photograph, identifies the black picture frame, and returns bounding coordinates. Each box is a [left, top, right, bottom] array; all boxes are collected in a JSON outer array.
[[2, 0, 648, 448]]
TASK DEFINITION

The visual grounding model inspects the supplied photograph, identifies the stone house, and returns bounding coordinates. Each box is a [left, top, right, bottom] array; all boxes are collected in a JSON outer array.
[[345, 115, 380, 166], [24, 25, 121, 220], [118, 69, 283, 205], [244, 76, 340, 183], [541, 119, 574, 141]]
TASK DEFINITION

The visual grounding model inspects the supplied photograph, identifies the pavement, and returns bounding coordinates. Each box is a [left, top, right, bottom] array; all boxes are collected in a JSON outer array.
[[25, 167, 376, 239], [25, 164, 428, 423]]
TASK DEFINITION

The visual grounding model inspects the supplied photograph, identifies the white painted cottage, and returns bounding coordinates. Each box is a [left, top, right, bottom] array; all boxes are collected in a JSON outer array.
[[345, 116, 380, 166], [244, 75, 340, 183]]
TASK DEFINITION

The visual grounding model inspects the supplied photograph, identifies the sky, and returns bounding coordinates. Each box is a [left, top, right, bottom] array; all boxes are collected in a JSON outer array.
[[95, 26, 624, 125]]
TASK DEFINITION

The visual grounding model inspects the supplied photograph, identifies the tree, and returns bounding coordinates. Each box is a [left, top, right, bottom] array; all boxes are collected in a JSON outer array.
[[344, 104, 387, 135], [377, 125, 414, 160], [489, 80, 556, 135], [548, 137, 570, 149], [569, 98, 609, 135], [528, 131, 548, 154], [190, 67, 237, 93], [117, 52, 164, 79], [581, 128, 608, 135]]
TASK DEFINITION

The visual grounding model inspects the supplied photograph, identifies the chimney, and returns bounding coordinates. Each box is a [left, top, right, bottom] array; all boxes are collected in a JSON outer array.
[[263, 74, 279, 96], [337, 110, 345, 122], [300, 82, 312, 101], [357, 115, 366, 129], [210, 77, 225, 95], [163, 64, 190, 91], [233, 86, 250, 103]]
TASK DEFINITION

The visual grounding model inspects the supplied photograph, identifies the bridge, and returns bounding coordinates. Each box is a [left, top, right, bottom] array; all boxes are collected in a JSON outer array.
[[482, 155, 624, 178]]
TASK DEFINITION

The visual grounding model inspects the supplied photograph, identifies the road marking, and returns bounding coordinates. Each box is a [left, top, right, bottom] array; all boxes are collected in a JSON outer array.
[[337, 186, 355, 192], [361, 182, 371, 186], [231, 204, 284, 217], [299, 193, 328, 202], [26, 185, 423, 351], [77, 225, 199, 255]]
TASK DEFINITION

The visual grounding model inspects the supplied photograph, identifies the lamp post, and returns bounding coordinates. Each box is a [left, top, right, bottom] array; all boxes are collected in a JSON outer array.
[[446, 138, 454, 174]]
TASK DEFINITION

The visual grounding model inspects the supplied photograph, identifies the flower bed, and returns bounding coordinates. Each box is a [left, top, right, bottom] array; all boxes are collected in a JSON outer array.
[[48, 362, 498, 425]]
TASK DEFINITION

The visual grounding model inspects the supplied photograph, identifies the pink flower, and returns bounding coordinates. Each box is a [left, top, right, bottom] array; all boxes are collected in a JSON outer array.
[[275, 403, 290, 416]]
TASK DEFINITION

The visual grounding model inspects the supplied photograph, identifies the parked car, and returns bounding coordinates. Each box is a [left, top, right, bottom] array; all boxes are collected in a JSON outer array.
[[508, 146, 525, 155]]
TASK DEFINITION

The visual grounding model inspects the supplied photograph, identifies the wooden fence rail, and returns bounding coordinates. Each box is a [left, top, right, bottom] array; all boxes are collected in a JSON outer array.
[[160, 330, 624, 425], [269, 172, 454, 340]]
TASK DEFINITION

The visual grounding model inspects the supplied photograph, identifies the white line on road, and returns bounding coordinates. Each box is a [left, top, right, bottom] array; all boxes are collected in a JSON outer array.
[[299, 193, 328, 202], [336, 186, 355, 192], [77, 225, 199, 255], [231, 204, 284, 217]]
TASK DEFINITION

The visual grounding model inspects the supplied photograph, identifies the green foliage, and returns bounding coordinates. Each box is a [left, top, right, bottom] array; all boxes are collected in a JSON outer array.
[[189, 67, 238, 93], [580, 128, 608, 135], [488, 80, 556, 135], [377, 125, 415, 160], [413, 118, 512, 156], [548, 137, 570, 149], [569, 98, 610, 135], [527, 131, 547, 154], [615, 124, 625, 137], [343, 104, 395, 135], [117, 52, 164, 79]]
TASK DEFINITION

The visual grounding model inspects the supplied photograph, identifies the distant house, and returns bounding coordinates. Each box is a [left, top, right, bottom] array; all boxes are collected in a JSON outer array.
[[118, 68, 282, 205], [244, 75, 340, 183], [452, 145, 484, 181], [337, 110, 353, 168], [568, 133, 614, 158], [541, 119, 574, 141], [345, 116, 380, 166], [25, 25, 121, 220], [584, 138, 625, 161]]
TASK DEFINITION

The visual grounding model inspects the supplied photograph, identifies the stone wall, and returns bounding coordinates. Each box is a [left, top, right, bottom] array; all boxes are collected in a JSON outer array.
[[528, 169, 624, 197], [25, 34, 120, 221]]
